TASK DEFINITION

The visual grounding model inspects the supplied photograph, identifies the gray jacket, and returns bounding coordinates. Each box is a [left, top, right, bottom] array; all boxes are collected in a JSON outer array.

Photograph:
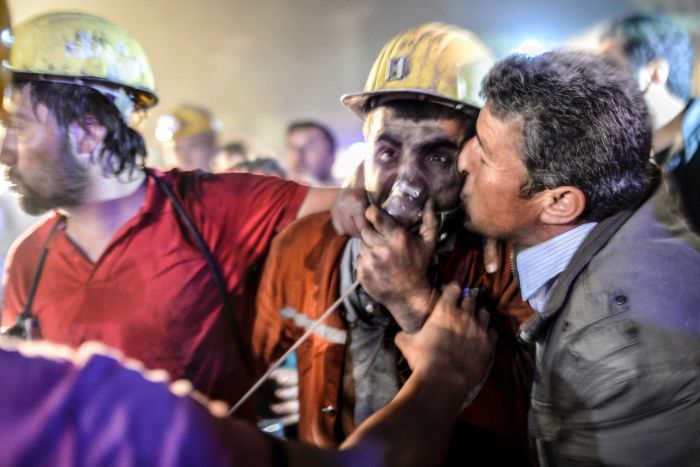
[[520, 181, 700, 466]]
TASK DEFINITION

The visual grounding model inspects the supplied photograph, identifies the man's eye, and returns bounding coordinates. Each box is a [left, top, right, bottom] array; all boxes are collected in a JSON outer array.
[[8, 122, 24, 132], [427, 153, 451, 163], [378, 149, 396, 162]]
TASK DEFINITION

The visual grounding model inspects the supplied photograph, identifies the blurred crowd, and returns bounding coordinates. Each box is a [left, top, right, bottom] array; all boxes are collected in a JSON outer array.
[[152, 102, 341, 184]]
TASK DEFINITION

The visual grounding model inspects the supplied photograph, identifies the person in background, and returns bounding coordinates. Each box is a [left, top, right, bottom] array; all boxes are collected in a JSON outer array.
[[233, 157, 287, 178], [215, 140, 250, 172], [285, 120, 339, 186], [156, 103, 221, 172], [600, 13, 700, 230]]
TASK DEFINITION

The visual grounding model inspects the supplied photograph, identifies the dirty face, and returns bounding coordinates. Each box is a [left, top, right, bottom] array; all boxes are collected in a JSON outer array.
[[0, 84, 89, 215], [363, 106, 470, 229]]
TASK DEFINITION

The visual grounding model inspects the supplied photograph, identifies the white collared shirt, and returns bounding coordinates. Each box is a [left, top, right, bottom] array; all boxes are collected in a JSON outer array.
[[516, 222, 597, 313]]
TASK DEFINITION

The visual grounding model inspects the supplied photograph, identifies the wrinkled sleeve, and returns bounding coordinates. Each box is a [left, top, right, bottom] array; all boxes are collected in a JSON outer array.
[[545, 335, 700, 465], [195, 172, 308, 241]]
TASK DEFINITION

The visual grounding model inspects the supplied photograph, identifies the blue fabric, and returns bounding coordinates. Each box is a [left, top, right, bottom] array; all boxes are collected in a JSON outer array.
[[0, 340, 268, 466]]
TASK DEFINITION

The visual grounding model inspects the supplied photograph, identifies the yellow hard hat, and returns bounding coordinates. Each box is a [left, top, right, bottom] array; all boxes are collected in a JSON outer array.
[[3, 12, 157, 111], [342, 23, 494, 119], [155, 104, 221, 142]]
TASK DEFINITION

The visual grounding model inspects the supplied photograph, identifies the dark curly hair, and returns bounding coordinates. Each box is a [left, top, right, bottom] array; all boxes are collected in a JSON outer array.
[[602, 14, 694, 101], [15, 79, 147, 176], [482, 51, 653, 221]]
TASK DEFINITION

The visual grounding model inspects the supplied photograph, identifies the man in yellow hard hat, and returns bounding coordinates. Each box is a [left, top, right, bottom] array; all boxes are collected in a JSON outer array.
[[252, 23, 534, 464], [156, 103, 221, 172], [0, 12, 339, 413]]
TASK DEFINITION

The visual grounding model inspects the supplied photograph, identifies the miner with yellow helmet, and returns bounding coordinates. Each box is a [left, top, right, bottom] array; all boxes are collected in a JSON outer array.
[[156, 103, 222, 172], [4, 12, 157, 119], [1, 11, 157, 202], [251, 22, 534, 465], [0, 11, 340, 411]]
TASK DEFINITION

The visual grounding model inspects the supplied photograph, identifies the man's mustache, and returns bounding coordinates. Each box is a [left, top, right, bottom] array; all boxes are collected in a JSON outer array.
[[5, 167, 22, 189]]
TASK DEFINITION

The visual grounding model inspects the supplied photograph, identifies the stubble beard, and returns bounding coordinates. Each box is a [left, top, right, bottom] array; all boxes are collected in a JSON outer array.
[[8, 137, 90, 215]]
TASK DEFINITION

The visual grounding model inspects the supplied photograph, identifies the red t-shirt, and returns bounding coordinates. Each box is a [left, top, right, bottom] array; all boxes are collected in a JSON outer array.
[[2, 169, 308, 407]]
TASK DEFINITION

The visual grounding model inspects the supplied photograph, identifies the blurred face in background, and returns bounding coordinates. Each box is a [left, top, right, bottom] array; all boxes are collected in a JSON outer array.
[[285, 126, 334, 184], [172, 132, 217, 172]]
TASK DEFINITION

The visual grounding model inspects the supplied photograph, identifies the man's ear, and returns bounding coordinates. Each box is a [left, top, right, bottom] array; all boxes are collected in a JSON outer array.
[[538, 186, 586, 226], [640, 58, 670, 91], [67, 117, 107, 159]]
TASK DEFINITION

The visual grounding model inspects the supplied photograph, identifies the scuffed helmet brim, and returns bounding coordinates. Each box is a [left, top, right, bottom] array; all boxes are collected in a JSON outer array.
[[341, 88, 480, 120], [5, 68, 158, 110]]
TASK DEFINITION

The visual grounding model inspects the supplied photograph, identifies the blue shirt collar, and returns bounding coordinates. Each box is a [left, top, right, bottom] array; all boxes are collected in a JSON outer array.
[[516, 222, 597, 304]]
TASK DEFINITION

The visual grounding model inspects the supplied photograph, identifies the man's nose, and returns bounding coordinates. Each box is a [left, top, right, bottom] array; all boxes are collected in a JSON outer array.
[[457, 137, 476, 175], [0, 126, 17, 166], [394, 160, 426, 199], [286, 147, 304, 167]]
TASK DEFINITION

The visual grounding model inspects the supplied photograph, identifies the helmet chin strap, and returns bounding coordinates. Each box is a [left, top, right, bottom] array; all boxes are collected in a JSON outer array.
[[435, 205, 461, 242]]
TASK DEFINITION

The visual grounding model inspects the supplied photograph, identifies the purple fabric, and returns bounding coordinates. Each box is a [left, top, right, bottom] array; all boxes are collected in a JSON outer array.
[[0, 342, 272, 466]]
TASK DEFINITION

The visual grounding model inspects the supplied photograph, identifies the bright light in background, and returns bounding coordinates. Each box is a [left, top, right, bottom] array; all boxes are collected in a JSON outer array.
[[332, 142, 369, 182], [0, 28, 13, 47], [512, 39, 552, 56], [154, 115, 178, 142]]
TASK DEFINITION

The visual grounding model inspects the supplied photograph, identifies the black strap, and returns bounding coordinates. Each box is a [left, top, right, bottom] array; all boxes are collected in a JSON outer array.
[[145, 169, 251, 373], [18, 215, 65, 321]]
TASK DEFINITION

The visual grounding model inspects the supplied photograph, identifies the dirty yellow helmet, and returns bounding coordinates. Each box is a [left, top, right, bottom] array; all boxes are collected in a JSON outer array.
[[342, 23, 494, 119], [155, 104, 221, 142], [3, 12, 157, 112]]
